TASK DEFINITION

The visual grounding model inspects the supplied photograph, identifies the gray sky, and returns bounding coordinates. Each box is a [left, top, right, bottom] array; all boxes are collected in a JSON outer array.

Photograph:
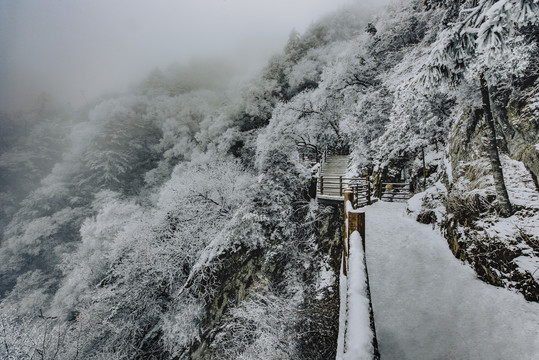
[[0, 0, 388, 111]]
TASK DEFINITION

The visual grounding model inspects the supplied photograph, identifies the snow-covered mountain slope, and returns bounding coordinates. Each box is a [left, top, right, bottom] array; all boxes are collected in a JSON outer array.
[[1, 0, 538, 358]]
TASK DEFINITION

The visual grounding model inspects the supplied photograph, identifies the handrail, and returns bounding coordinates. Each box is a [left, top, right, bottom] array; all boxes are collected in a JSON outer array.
[[317, 157, 381, 357], [318, 177, 367, 181], [317, 155, 411, 204], [318, 175, 372, 204], [374, 181, 412, 201], [342, 188, 380, 359]]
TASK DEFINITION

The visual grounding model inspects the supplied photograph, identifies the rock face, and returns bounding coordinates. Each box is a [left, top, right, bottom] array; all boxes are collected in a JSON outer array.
[[503, 87, 539, 188], [441, 83, 539, 302], [297, 201, 343, 359], [448, 84, 539, 184], [190, 201, 343, 359], [448, 108, 484, 171], [189, 246, 267, 359], [315, 201, 345, 278]]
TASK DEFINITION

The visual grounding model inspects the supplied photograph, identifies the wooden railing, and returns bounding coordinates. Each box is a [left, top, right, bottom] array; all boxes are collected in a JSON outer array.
[[376, 182, 411, 202], [349, 178, 371, 208], [319, 176, 372, 204], [343, 208, 363, 275], [319, 176, 348, 197], [342, 189, 366, 274], [313, 152, 411, 205], [318, 177, 411, 204], [341, 188, 380, 359]]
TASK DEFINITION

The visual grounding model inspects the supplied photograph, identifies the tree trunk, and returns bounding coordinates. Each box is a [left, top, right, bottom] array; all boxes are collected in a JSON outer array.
[[479, 73, 512, 217], [422, 147, 427, 191]]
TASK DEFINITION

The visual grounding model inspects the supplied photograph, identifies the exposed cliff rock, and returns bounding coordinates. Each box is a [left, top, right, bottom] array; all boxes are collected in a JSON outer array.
[[189, 246, 267, 359], [413, 83, 539, 302], [504, 86, 539, 187], [188, 199, 343, 359], [296, 201, 343, 359]]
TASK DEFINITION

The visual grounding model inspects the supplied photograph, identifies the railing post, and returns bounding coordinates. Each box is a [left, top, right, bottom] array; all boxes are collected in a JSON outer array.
[[359, 212, 366, 250], [344, 190, 353, 227], [320, 176, 324, 195], [344, 187, 353, 227], [343, 187, 353, 276], [339, 176, 343, 197], [344, 187, 353, 210], [348, 212, 366, 250], [342, 183, 378, 358], [347, 209, 379, 358], [366, 177, 371, 205]]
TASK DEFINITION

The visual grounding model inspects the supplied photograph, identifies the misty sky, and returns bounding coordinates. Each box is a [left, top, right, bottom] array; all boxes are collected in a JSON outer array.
[[0, 0, 389, 111]]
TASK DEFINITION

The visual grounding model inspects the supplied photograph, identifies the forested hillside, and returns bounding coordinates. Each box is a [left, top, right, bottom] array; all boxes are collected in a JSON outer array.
[[1, 0, 538, 358]]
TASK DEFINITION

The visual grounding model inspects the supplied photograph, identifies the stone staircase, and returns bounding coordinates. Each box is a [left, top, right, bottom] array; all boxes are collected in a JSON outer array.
[[317, 155, 351, 199]]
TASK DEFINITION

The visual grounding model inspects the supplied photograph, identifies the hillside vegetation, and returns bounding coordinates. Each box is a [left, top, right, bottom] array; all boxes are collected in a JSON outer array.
[[1, 0, 538, 358]]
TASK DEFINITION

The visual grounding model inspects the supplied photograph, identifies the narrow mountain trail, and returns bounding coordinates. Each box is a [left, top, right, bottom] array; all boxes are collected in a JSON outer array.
[[364, 201, 539, 360]]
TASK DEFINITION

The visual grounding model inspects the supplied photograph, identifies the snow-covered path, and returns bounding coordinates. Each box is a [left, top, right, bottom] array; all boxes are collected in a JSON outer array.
[[365, 202, 539, 360]]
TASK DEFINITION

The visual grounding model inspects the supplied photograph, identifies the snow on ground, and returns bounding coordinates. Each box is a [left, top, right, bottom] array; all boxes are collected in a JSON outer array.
[[407, 181, 447, 223], [461, 156, 539, 288], [365, 201, 539, 360], [514, 255, 539, 281]]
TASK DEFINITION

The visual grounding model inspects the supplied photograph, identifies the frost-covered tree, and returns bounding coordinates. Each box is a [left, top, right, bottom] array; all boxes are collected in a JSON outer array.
[[321, 39, 380, 95], [340, 87, 393, 168], [0, 105, 69, 238], [77, 96, 161, 194], [374, 86, 452, 164], [39, 155, 255, 358], [210, 290, 301, 359], [420, 0, 538, 216]]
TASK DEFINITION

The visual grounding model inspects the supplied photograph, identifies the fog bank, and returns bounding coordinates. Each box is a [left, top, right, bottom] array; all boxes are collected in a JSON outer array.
[[0, 0, 390, 112]]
